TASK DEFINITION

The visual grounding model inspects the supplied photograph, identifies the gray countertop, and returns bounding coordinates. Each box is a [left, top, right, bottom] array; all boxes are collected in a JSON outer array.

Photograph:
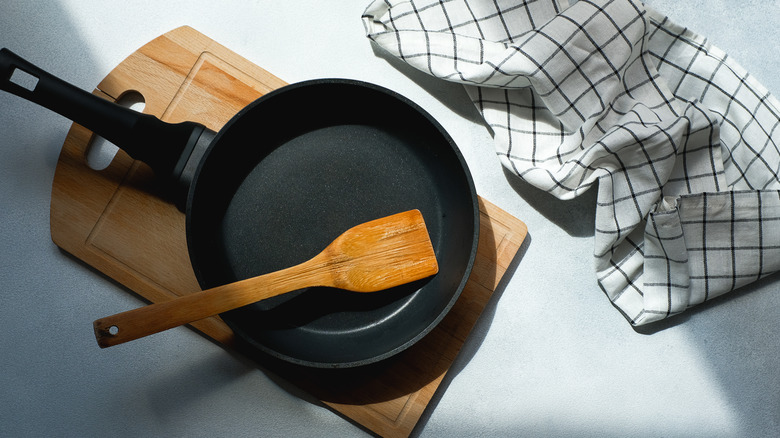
[[1, 1, 778, 437]]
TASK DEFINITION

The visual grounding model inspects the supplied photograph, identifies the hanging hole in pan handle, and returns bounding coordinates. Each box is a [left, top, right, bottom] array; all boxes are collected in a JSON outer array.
[[8, 66, 39, 92]]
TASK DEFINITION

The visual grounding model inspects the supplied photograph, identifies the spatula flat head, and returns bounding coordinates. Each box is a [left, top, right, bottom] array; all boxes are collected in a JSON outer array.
[[325, 209, 439, 292]]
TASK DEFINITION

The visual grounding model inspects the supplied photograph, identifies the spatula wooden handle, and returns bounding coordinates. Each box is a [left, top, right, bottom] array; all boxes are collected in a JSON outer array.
[[93, 260, 326, 348], [93, 210, 438, 348]]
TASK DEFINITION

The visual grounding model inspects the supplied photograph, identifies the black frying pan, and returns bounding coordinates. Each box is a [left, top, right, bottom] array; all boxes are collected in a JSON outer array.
[[0, 49, 479, 368]]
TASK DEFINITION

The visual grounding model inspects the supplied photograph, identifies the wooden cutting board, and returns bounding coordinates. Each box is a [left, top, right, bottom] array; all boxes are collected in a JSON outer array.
[[50, 26, 527, 437]]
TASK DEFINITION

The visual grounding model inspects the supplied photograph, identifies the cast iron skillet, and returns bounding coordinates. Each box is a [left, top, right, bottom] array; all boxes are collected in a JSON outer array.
[[0, 49, 479, 368]]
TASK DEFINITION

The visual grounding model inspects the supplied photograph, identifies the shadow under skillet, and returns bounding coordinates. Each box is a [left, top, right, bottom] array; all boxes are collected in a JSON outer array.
[[238, 209, 524, 409]]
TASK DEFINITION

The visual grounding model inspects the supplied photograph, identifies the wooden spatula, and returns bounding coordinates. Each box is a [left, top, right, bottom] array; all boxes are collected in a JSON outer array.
[[93, 209, 438, 348]]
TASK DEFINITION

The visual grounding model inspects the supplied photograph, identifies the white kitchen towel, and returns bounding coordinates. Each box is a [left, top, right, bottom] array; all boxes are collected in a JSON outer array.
[[362, 0, 780, 325]]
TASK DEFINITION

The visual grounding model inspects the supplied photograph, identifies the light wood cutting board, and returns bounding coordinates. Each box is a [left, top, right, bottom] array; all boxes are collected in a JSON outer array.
[[49, 26, 528, 437]]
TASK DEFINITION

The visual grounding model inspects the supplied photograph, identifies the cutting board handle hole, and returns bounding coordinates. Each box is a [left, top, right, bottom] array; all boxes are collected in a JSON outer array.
[[85, 91, 146, 170], [108, 325, 119, 335]]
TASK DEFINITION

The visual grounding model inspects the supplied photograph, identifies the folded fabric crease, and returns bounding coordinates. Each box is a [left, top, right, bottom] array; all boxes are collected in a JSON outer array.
[[362, 0, 780, 325]]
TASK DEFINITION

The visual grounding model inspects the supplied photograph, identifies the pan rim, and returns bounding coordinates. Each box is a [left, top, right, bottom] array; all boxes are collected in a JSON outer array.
[[186, 78, 479, 368]]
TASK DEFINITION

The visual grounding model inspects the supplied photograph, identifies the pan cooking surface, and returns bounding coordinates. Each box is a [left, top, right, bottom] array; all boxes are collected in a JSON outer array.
[[187, 80, 477, 367]]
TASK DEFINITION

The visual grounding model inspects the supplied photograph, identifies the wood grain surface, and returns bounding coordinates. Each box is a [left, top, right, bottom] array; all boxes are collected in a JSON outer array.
[[49, 26, 528, 437], [92, 210, 439, 348]]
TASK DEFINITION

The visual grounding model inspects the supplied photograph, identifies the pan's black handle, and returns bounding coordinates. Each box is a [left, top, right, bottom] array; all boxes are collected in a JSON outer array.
[[0, 48, 207, 195]]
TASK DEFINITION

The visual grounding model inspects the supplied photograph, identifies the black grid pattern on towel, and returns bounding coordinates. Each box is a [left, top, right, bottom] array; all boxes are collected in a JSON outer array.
[[363, 0, 780, 325]]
